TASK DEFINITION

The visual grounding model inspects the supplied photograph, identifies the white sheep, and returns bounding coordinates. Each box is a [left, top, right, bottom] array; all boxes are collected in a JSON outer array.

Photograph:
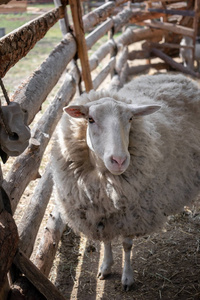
[[180, 36, 200, 71], [51, 73, 200, 291]]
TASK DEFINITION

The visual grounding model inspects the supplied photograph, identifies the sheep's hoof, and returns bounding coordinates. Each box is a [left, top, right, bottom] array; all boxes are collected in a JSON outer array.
[[98, 270, 111, 280], [121, 271, 134, 291], [98, 258, 113, 280], [123, 283, 132, 292]]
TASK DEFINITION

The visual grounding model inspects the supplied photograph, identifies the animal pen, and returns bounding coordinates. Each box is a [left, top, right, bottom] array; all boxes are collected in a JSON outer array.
[[0, 0, 200, 299]]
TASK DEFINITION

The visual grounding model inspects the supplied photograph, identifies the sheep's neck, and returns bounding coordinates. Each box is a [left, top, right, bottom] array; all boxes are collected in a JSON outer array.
[[88, 147, 107, 174]]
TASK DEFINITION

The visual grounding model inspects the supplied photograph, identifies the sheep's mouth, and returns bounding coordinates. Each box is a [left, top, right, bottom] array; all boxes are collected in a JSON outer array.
[[106, 165, 128, 176]]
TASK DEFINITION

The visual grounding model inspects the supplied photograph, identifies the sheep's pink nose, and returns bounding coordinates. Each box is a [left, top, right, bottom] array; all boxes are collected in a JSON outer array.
[[111, 156, 127, 167]]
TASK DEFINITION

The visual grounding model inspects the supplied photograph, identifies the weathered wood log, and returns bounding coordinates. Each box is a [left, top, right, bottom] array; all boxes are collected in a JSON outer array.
[[117, 27, 164, 47], [13, 250, 66, 300], [34, 208, 66, 276], [54, 0, 68, 35], [89, 39, 116, 71], [86, 19, 113, 50], [93, 57, 116, 90], [151, 48, 200, 78], [69, 0, 93, 92], [86, 8, 143, 50], [10, 201, 66, 299], [115, 46, 128, 74], [3, 74, 76, 213], [83, 0, 128, 32], [12, 33, 76, 125], [0, 8, 60, 78], [144, 20, 194, 37], [116, 47, 129, 85], [113, 8, 136, 34], [18, 164, 53, 258], [0, 210, 18, 288]]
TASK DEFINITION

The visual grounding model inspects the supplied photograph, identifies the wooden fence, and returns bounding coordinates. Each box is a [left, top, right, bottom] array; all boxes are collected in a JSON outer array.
[[0, 0, 200, 299]]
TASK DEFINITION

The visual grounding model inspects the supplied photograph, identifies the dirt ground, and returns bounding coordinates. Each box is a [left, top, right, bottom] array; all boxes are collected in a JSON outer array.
[[49, 199, 200, 300]]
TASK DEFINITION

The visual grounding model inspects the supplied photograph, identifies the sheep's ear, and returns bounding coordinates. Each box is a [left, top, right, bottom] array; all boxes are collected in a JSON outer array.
[[63, 105, 89, 118], [131, 105, 161, 117]]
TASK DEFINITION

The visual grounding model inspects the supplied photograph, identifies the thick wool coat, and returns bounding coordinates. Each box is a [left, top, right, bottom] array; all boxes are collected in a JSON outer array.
[[51, 74, 200, 241]]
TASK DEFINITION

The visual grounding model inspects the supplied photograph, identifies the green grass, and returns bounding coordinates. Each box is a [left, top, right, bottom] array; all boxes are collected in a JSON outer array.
[[0, 13, 39, 34]]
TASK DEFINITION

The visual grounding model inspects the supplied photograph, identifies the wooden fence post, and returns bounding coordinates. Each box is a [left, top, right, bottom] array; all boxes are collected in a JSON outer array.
[[69, 0, 93, 92]]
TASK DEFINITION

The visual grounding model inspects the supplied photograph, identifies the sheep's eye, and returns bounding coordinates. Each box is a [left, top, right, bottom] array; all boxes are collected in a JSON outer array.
[[129, 117, 133, 122], [88, 117, 95, 124]]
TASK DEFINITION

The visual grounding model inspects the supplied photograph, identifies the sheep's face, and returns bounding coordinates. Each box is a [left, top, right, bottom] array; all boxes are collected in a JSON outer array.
[[64, 98, 160, 175]]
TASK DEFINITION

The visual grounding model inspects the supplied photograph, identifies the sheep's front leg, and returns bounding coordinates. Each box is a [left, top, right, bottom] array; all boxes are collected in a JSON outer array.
[[98, 241, 114, 279], [122, 237, 134, 291]]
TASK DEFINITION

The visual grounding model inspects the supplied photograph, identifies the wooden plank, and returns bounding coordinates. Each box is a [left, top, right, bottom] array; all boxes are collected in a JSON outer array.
[[13, 250, 66, 300], [69, 0, 93, 92]]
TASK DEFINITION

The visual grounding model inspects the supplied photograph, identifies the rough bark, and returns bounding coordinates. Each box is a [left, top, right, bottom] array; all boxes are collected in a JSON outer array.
[[34, 208, 66, 276], [0, 8, 60, 78], [3, 74, 76, 213], [18, 164, 53, 258], [83, 0, 128, 32]]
